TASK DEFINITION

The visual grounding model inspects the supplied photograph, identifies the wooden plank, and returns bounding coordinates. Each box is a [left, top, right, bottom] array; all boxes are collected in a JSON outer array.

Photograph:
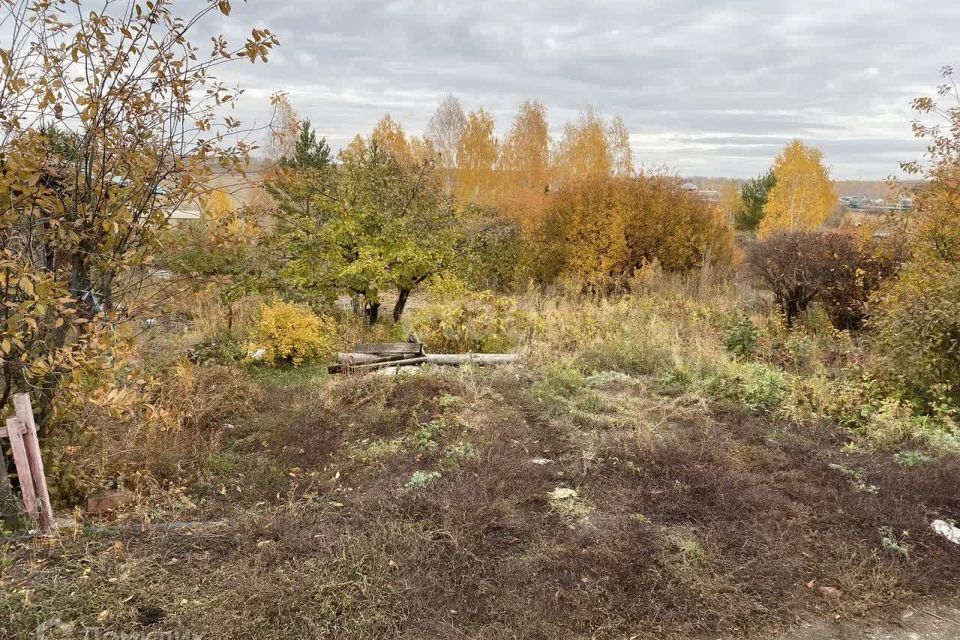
[[0, 422, 28, 440], [6, 417, 37, 523], [329, 356, 428, 374], [336, 352, 409, 365], [329, 352, 411, 373], [353, 342, 423, 356], [14, 393, 54, 533]]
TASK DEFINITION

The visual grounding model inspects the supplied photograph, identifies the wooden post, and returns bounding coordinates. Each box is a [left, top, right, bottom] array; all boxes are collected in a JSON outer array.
[[5, 416, 37, 522], [13, 393, 54, 533]]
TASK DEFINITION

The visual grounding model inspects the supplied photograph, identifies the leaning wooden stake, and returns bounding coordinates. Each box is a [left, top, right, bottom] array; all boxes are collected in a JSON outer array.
[[5, 416, 37, 523], [14, 394, 54, 533], [0, 394, 54, 533]]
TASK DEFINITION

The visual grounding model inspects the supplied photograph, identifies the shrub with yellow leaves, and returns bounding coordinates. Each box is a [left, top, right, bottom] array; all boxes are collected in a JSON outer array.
[[247, 301, 335, 367], [527, 174, 737, 289], [412, 291, 536, 353]]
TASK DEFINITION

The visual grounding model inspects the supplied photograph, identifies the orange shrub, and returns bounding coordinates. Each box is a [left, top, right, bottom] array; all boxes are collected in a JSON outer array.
[[527, 174, 737, 288]]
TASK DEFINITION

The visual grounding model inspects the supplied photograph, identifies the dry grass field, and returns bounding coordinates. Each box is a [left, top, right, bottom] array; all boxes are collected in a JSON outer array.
[[4, 281, 960, 639]]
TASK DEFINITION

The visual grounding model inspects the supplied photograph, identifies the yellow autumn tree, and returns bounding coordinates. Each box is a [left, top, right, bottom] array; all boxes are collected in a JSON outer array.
[[718, 182, 744, 226], [203, 189, 235, 217], [501, 101, 550, 191], [498, 100, 551, 228], [554, 107, 613, 183], [529, 174, 736, 287], [342, 134, 368, 163], [607, 115, 635, 177], [409, 135, 439, 165], [200, 189, 259, 244], [456, 108, 500, 204], [371, 115, 412, 164], [758, 140, 837, 238]]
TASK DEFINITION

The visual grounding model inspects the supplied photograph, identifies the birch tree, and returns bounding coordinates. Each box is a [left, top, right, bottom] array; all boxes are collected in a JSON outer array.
[[758, 140, 836, 238]]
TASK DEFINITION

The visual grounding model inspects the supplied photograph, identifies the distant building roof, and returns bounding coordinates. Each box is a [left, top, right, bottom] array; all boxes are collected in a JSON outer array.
[[168, 204, 201, 221]]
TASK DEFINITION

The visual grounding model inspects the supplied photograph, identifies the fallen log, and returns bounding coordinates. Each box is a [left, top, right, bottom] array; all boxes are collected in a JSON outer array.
[[336, 352, 519, 366], [335, 352, 519, 369], [424, 353, 519, 366]]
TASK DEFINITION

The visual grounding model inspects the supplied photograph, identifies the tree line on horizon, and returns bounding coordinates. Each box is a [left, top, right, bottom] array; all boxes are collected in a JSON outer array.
[[266, 94, 839, 238], [195, 93, 842, 325], [170, 66, 960, 418]]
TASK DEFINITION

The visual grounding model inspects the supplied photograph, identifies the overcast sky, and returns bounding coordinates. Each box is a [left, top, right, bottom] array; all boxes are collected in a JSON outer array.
[[208, 0, 959, 180]]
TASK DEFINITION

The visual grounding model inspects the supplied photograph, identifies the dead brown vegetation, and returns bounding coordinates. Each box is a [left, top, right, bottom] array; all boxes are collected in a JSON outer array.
[[4, 369, 960, 639]]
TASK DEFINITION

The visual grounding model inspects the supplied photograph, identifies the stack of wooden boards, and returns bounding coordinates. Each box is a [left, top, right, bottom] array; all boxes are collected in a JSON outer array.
[[328, 342, 519, 374]]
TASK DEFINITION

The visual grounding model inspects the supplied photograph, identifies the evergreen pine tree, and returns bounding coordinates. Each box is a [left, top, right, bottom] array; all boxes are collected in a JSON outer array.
[[736, 169, 776, 232]]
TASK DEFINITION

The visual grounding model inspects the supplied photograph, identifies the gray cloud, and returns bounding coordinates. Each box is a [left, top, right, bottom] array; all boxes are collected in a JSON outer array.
[[204, 0, 960, 179]]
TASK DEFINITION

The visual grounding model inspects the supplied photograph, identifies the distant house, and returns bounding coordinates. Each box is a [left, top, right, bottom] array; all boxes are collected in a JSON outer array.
[[839, 193, 912, 214], [167, 202, 202, 223], [107, 176, 204, 224], [681, 182, 720, 202]]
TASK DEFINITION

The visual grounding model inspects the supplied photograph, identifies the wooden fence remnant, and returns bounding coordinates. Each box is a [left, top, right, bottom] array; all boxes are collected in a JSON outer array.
[[4, 417, 37, 522], [14, 394, 54, 532], [1, 394, 54, 534]]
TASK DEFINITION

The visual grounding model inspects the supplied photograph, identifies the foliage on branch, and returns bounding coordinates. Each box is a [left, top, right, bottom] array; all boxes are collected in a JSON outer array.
[[871, 67, 960, 410], [900, 66, 960, 265]]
